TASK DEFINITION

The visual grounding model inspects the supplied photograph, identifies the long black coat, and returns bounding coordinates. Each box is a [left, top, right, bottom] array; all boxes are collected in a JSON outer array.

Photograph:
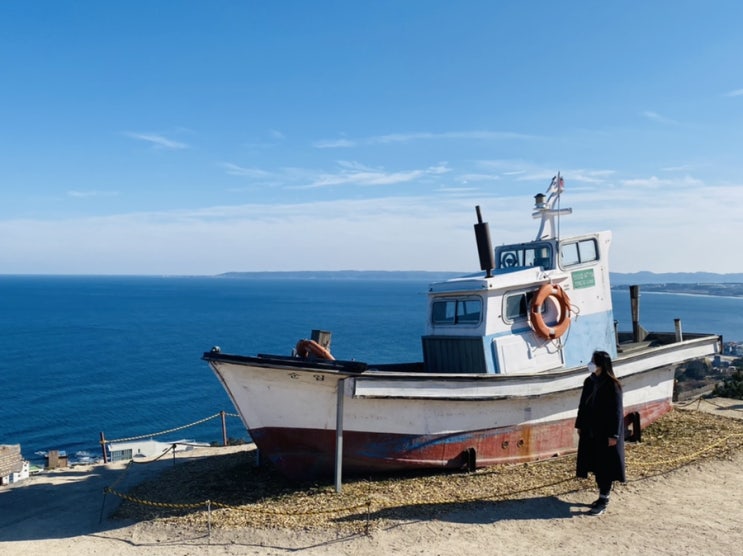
[[575, 373, 626, 482]]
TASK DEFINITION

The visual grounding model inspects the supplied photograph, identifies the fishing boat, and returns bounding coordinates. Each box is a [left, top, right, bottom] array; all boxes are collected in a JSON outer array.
[[203, 175, 721, 481]]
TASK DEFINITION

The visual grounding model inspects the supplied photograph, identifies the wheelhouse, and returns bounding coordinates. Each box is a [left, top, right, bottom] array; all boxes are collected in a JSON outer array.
[[421, 179, 616, 375]]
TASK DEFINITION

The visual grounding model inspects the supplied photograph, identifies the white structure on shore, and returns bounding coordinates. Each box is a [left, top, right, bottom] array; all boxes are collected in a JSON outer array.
[[107, 438, 209, 462], [0, 444, 30, 485]]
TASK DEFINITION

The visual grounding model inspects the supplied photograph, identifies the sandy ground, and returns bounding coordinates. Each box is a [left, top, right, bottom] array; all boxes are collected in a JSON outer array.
[[1, 397, 742, 556]]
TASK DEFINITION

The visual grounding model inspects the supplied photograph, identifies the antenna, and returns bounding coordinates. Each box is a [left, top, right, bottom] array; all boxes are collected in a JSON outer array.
[[556, 171, 562, 239], [532, 173, 572, 240]]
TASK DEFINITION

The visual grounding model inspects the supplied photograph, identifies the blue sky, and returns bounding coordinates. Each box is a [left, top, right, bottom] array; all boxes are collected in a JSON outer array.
[[1, 1, 742, 275]]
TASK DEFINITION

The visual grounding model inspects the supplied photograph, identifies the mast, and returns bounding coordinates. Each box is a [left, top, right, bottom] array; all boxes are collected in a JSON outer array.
[[532, 172, 573, 240]]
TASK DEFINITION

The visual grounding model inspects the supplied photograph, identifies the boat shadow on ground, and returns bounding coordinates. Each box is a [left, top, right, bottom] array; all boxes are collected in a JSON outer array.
[[335, 494, 586, 527]]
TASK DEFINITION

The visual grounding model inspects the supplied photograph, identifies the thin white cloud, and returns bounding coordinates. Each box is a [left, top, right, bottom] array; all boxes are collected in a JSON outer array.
[[220, 162, 275, 178], [429, 164, 450, 175], [300, 163, 450, 189], [370, 131, 535, 144], [621, 176, 668, 189], [436, 186, 481, 193], [724, 88, 743, 97], [222, 160, 452, 190], [476, 161, 615, 186], [478, 160, 560, 178], [336, 160, 375, 171], [313, 138, 357, 148], [269, 129, 286, 140], [2, 181, 741, 274], [459, 173, 500, 183], [313, 130, 536, 149], [124, 132, 189, 150], [67, 190, 119, 198], [642, 111, 679, 125], [620, 175, 703, 189], [568, 169, 616, 184]]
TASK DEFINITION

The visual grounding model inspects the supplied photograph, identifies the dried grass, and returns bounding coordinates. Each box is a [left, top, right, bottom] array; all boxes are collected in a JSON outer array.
[[113, 408, 743, 533]]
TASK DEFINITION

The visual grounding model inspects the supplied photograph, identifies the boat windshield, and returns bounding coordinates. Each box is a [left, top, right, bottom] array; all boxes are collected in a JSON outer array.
[[497, 243, 554, 270]]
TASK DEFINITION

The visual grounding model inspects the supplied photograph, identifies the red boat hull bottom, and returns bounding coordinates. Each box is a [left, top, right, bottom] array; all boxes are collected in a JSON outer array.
[[249, 400, 671, 481]]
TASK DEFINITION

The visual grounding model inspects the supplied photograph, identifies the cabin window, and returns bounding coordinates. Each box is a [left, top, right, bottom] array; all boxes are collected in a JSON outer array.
[[431, 297, 482, 325], [504, 290, 551, 322], [560, 239, 598, 267], [497, 243, 553, 270], [504, 291, 536, 321], [109, 449, 133, 462]]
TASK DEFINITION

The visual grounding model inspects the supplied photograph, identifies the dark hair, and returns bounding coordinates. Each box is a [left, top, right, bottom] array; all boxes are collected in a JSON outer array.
[[592, 350, 622, 389]]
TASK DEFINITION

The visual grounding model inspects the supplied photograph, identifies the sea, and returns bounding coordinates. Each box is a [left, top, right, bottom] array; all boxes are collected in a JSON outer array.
[[1, 275, 741, 464]]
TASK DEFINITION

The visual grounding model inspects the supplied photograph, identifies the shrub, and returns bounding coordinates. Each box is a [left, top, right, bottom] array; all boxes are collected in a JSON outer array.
[[713, 369, 743, 400], [675, 359, 710, 382]]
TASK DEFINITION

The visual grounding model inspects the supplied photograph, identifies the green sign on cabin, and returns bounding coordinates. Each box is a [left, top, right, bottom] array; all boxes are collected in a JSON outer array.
[[572, 268, 595, 289]]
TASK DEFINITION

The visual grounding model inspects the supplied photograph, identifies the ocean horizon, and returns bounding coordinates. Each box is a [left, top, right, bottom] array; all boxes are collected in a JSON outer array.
[[4, 269, 743, 282], [1, 275, 740, 465]]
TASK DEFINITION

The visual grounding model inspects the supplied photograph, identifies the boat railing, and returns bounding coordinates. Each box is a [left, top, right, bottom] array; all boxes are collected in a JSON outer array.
[[617, 331, 723, 348], [202, 351, 369, 373]]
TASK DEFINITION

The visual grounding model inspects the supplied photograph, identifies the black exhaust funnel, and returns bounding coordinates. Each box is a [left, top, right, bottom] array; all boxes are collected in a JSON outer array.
[[474, 206, 495, 278]]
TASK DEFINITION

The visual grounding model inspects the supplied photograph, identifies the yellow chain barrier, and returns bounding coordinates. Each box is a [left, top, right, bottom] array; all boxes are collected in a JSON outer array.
[[104, 484, 372, 514], [105, 412, 240, 444], [105, 474, 581, 517], [105, 487, 207, 509], [211, 499, 372, 514], [103, 419, 743, 519], [627, 432, 743, 468]]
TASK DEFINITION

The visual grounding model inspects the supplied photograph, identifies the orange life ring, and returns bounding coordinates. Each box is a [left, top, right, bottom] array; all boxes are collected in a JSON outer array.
[[295, 339, 335, 360], [529, 283, 571, 341]]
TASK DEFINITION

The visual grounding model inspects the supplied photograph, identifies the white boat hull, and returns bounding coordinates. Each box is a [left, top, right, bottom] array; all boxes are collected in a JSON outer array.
[[205, 334, 719, 480]]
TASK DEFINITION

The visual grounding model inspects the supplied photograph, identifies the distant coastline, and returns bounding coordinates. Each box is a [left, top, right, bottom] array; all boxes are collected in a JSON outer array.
[[217, 270, 743, 297], [610, 283, 743, 298], [216, 270, 464, 281]]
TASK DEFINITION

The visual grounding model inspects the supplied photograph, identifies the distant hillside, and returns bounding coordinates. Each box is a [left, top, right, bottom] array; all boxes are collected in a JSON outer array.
[[610, 272, 743, 297], [219, 270, 743, 287], [610, 272, 743, 285], [611, 282, 743, 297], [217, 270, 743, 297], [217, 270, 462, 281]]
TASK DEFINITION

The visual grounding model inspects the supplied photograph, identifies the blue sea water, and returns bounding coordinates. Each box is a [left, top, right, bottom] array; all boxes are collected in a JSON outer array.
[[0, 275, 740, 463]]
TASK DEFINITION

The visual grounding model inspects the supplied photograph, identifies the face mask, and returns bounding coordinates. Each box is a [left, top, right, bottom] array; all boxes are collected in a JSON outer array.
[[587, 362, 597, 374]]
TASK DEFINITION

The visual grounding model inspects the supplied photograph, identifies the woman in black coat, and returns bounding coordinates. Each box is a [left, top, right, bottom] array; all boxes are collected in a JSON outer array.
[[575, 350, 626, 515]]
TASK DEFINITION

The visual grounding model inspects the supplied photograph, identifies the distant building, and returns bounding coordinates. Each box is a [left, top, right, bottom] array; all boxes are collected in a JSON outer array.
[[0, 444, 29, 485], [106, 438, 209, 462]]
